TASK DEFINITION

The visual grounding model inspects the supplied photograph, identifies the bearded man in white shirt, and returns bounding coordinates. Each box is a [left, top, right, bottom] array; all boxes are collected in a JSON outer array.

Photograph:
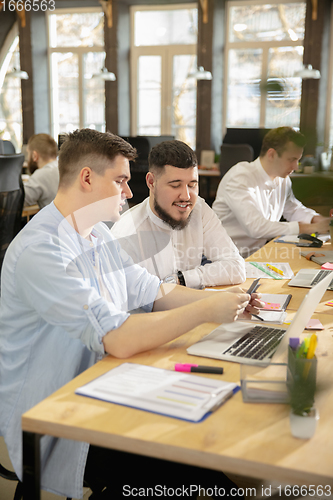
[[212, 127, 331, 258], [24, 133, 59, 208], [111, 140, 246, 288]]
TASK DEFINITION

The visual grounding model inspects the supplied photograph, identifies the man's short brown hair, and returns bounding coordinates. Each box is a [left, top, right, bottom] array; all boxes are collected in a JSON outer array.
[[260, 127, 306, 157], [58, 129, 137, 187], [28, 133, 58, 160]]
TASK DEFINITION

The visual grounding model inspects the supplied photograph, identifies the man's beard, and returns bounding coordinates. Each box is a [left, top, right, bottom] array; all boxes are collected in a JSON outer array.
[[28, 158, 38, 175], [153, 198, 193, 230]]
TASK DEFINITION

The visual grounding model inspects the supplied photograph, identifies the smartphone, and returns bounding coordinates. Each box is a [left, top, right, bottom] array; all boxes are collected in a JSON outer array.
[[246, 278, 261, 295]]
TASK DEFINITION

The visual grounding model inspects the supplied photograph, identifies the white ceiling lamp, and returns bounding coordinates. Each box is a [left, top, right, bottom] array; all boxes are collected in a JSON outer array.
[[6, 68, 29, 80], [294, 64, 321, 80], [189, 66, 212, 81], [234, 23, 247, 32], [91, 67, 116, 81]]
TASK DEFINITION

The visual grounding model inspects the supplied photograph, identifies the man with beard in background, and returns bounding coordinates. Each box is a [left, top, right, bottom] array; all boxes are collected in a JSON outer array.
[[24, 133, 59, 208], [112, 140, 246, 289]]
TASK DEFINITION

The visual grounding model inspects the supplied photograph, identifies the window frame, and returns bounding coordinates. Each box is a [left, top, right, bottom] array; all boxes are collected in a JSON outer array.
[[223, 0, 306, 133], [325, 5, 333, 149], [130, 3, 197, 140], [46, 6, 105, 138]]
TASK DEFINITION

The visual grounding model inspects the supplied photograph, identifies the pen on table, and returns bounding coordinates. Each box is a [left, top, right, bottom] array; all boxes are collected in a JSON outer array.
[[252, 314, 264, 322], [266, 264, 284, 276], [175, 364, 223, 374]]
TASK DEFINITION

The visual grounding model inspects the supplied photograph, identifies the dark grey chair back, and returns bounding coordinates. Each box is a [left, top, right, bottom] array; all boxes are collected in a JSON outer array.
[[121, 137, 150, 205], [0, 140, 16, 154], [219, 143, 254, 178], [0, 154, 25, 282]]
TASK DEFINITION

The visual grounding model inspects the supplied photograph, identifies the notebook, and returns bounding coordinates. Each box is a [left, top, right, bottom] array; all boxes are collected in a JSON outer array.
[[288, 268, 333, 290], [187, 271, 332, 366], [300, 250, 333, 266], [75, 363, 239, 423]]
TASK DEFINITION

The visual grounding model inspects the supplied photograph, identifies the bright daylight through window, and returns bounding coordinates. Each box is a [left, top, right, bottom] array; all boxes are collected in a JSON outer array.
[[48, 9, 105, 138], [225, 1, 306, 129], [0, 32, 23, 152], [131, 5, 198, 149]]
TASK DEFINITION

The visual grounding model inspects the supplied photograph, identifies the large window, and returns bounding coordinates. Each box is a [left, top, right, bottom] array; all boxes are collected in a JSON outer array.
[[327, 6, 333, 151], [224, 0, 306, 129], [48, 8, 105, 138], [0, 25, 23, 151], [131, 4, 198, 149]]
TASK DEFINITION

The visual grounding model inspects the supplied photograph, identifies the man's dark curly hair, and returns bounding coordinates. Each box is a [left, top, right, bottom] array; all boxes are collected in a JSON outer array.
[[148, 140, 197, 173]]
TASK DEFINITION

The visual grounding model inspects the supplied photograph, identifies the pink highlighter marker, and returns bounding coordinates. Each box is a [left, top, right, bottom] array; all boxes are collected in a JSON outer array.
[[175, 363, 223, 374]]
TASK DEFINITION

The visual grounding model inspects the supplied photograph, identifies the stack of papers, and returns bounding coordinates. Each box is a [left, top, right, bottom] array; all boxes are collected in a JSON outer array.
[[76, 363, 239, 422], [246, 262, 294, 279]]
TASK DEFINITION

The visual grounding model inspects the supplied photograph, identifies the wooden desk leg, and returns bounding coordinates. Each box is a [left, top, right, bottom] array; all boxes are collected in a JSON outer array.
[[23, 431, 42, 500]]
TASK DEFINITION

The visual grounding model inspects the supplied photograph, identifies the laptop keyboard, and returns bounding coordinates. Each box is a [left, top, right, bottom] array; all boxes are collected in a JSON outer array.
[[222, 326, 286, 360], [310, 269, 333, 289]]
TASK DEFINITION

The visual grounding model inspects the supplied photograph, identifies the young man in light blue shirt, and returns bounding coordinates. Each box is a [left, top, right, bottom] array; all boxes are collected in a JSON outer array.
[[0, 129, 260, 499]]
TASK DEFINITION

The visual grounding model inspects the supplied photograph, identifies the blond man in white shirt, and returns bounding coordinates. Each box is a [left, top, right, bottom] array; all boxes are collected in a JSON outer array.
[[111, 140, 246, 288], [213, 127, 331, 258]]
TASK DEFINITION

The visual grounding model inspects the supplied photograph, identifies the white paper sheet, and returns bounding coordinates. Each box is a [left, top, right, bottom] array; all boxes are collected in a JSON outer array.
[[246, 262, 294, 279]]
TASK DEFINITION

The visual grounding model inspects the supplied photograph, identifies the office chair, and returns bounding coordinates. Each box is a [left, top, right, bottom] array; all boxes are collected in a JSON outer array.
[[121, 136, 150, 205], [0, 139, 16, 155], [0, 461, 76, 500], [0, 462, 23, 500], [3, 141, 16, 155], [219, 143, 254, 178], [0, 154, 25, 286]]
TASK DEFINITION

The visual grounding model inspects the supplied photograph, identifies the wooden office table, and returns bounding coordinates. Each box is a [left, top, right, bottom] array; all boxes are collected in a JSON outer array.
[[242, 239, 333, 313], [22, 240, 333, 498], [22, 204, 39, 222]]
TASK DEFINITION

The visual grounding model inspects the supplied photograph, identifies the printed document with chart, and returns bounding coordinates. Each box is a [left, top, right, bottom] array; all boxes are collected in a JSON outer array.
[[76, 363, 239, 422]]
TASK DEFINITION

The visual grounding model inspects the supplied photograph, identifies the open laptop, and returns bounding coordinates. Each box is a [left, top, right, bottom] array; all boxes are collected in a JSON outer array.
[[288, 268, 333, 291], [187, 271, 332, 366]]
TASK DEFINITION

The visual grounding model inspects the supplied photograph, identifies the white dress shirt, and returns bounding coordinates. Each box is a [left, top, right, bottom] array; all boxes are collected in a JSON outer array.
[[111, 197, 246, 288], [24, 159, 59, 208], [212, 158, 318, 257]]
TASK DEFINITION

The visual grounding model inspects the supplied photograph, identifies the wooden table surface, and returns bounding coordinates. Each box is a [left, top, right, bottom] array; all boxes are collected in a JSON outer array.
[[22, 204, 39, 221], [244, 239, 333, 313], [22, 239, 333, 491]]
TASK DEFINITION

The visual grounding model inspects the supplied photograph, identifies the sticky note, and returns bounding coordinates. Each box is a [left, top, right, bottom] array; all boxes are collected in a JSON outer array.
[[326, 300, 333, 307], [321, 262, 333, 270], [262, 302, 280, 310], [305, 319, 324, 330]]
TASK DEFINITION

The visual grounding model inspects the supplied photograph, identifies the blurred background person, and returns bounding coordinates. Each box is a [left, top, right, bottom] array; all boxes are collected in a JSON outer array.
[[24, 133, 59, 208]]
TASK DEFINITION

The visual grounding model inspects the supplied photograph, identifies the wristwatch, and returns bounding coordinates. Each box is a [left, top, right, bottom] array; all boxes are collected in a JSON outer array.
[[177, 270, 186, 286], [162, 274, 178, 284]]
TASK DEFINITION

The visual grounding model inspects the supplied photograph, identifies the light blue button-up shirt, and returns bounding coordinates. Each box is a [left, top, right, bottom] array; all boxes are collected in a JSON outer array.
[[0, 202, 160, 499]]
